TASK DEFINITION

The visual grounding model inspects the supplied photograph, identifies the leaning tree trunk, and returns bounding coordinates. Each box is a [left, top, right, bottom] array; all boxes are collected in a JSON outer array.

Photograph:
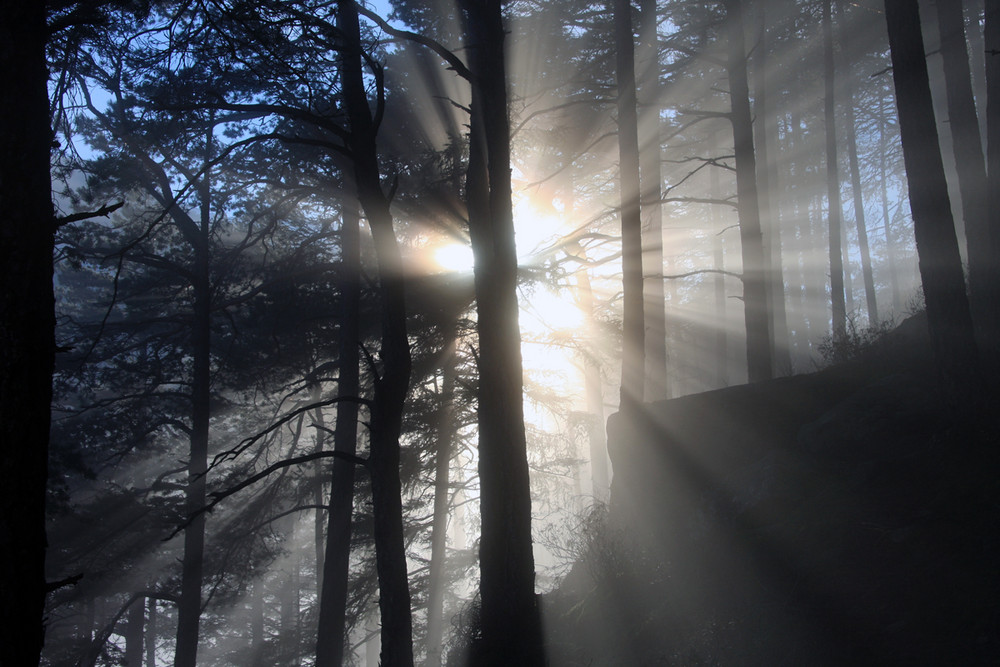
[[315, 190, 363, 667], [936, 0, 993, 350], [884, 0, 983, 396], [822, 0, 847, 338], [725, 0, 772, 382], [615, 0, 646, 407], [336, 2, 414, 665], [0, 3, 53, 665], [460, 1, 545, 664]]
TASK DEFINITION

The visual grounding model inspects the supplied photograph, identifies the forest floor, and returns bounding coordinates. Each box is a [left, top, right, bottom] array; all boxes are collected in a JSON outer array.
[[543, 313, 1000, 666]]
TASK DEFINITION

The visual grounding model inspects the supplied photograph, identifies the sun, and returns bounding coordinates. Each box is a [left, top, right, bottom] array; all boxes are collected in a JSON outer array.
[[433, 243, 475, 273]]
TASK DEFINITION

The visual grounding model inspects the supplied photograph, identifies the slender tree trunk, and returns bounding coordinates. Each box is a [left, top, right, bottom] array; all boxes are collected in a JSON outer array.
[[251, 571, 265, 667], [725, 0, 772, 382], [936, 0, 994, 352], [460, 1, 545, 664], [878, 95, 904, 314], [425, 333, 458, 667], [174, 136, 213, 667], [336, 3, 414, 665], [615, 0, 646, 406], [822, 0, 847, 338], [312, 381, 326, 594], [884, 0, 983, 395], [125, 596, 145, 667], [315, 195, 363, 667], [836, 0, 879, 323], [146, 598, 157, 667], [0, 3, 53, 664], [710, 146, 729, 387], [639, 0, 669, 400]]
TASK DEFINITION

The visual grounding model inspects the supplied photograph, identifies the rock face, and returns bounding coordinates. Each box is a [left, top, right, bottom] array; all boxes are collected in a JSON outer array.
[[546, 314, 999, 665]]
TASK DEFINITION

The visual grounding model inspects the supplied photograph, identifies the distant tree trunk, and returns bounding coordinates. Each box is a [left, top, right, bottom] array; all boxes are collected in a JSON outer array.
[[0, 3, 54, 665], [752, 1, 791, 374], [615, 0, 646, 408], [567, 239, 610, 498], [837, 0, 879, 323], [936, 0, 994, 352], [146, 598, 157, 667], [710, 147, 729, 387], [175, 134, 213, 667], [460, 1, 545, 664], [822, 0, 848, 338], [639, 0, 669, 401], [315, 195, 363, 667], [251, 572, 265, 667], [425, 333, 458, 667], [312, 382, 326, 594], [879, 95, 904, 314], [125, 596, 145, 666], [336, 2, 414, 664], [724, 0, 772, 382], [884, 0, 983, 395]]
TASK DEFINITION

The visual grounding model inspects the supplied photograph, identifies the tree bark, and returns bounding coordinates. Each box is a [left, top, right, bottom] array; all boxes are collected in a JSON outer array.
[[724, 0, 772, 382], [146, 598, 157, 667], [315, 194, 363, 667], [460, 1, 545, 664], [336, 2, 414, 664], [823, 0, 848, 338], [615, 0, 646, 407], [125, 596, 145, 667], [884, 0, 983, 395], [0, 3, 54, 664]]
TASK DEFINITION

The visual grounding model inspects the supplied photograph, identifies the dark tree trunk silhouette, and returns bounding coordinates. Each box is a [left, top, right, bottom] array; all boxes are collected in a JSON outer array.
[[0, 3, 53, 665], [884, 0, 982, 394], [639, 0, 669, 400], [460, 1, 545, 664], [724, 0, 772, 382], [822, 0, 847, 338], [879, 95, 905, 313], [337, 1, 414, 664], [615, 0, 646, 407], [146, 598, 157, 667], [936, 0, 994, 351], [125, 596, 144, 667], [836, 0, 879, 323], [315, 195, 363, 667], [174, 132, 214, 667]]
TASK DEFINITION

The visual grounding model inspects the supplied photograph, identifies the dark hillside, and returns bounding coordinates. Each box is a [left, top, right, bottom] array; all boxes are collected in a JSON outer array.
[[545, 313, 1000, 665]]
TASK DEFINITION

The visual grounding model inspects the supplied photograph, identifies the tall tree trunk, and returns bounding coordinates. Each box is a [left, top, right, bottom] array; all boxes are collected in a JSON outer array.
[[125, 597, 145, 667], [615, 0, 646, 407], [250, 570, 265, 667], [936, 0, 994, 352], [146, 598, 157, 667], [0, 3, 53, 664], [315, 195, 363, 667], [710, 145, 729, 387], [336, 3, 414, 665], [725, 0, 772, 382], [837, 0, 879, 323], [639, 0, 669, 400], [752, 1, 791, 375], [878, 94, 905, 314], [174, 135, 213, 667], [312, 381, 326, 595], [823, 0, 848, 338], [460, 1, 545, 664], [884, 0, 983, 396], [425, 333, 458, 667]]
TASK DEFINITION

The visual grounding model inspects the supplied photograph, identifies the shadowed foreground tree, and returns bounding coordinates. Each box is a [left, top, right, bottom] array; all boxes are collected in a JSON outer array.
[[883, 0, 981, 395], [0, 2, 54, 665], [459, 0, 546, 663]]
